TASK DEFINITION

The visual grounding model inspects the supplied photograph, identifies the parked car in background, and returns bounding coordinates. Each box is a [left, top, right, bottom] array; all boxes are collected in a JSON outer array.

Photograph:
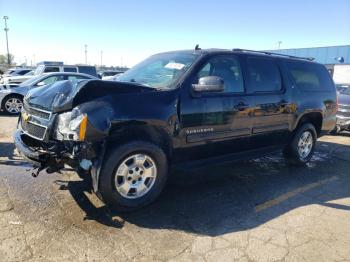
[[14, 48, 337, 211], [34, 61, 98, 77], [333, 84, 350, 133], [0, 68, 33, 83], [0, 72, 97, 114], [98, 70, 124, 80], [1, 70, 35, 84]]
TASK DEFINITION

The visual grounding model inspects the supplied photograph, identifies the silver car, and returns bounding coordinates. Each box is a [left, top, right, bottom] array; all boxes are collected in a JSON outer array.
[[0, 72, 97, 114]]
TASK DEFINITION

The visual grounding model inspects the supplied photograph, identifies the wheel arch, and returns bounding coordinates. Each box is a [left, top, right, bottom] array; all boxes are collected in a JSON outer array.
[[107, 121, 174, 161], [294, 111, 323, 137]]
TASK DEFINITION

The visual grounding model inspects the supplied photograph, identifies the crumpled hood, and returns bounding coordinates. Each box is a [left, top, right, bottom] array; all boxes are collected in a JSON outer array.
[[25, 79, 153, 113]]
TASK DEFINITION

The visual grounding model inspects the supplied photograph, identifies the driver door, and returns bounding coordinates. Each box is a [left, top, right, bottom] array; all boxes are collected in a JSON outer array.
[[175, 54, 254, 162]]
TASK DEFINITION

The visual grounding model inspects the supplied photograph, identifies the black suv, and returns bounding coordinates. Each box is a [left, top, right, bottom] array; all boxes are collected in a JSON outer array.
[[14, 48, 337, 211]]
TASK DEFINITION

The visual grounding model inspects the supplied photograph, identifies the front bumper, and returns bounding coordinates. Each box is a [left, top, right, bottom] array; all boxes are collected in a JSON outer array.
[[14, 129, 50, 167]]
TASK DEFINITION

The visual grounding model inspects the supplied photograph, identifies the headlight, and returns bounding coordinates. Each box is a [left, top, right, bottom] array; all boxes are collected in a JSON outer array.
[[53, 110, 88, 141]]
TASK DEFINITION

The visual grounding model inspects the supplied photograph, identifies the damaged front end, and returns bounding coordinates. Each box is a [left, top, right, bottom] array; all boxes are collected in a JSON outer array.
[[14, 104, 103, 177], [14, 78, 156, 192], [14, 79, 114, 185]]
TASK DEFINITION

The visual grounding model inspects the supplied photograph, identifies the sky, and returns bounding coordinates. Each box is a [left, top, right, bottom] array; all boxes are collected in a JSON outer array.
[[0, 0, 350, 67]]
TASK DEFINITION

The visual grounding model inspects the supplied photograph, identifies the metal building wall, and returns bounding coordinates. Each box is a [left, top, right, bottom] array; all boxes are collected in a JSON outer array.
[[265, 45, 350, 64]]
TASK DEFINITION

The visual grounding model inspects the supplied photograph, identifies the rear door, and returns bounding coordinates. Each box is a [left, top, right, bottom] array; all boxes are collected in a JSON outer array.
[[245, 56, 293, 147], [176, 54, 254, 161]]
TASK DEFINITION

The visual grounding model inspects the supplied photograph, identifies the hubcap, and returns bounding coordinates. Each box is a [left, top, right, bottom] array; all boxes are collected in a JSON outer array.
[[5, 98, 23, 114], [114, 154, 157, 199], [297, 131, 313, 159]]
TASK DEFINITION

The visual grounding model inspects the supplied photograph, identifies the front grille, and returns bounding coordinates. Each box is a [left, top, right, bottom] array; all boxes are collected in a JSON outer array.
[[23, 103, 51, 120], [21, 118, 46, 140], [26, 107, 51, 120]]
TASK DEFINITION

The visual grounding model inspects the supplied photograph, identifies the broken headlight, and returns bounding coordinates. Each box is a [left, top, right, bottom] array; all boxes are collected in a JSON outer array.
[[53, 109, 88, 141]]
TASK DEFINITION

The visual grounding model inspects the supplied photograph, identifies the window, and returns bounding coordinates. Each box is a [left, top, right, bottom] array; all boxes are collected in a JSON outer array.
[[64, 67, 77, 72], [17, 70, 31, 75], [247, 57, 281, 92], [286, 61, 334, 91], [78, 66, 97, 77], [67, 75, 89, 80], [196, 56, 244, 93], [44, 67, 60, 73], [35, 75, 64, 86]]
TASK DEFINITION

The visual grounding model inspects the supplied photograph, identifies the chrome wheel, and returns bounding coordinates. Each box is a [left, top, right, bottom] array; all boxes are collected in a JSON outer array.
[[114, 153, 157, 199], [4, 97, 23, 114], [297, 131, 313, 159]]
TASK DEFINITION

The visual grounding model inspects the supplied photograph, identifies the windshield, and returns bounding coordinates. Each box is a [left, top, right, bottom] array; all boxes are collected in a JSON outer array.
[[337, 84, 350, 95], [19, 75, 43, 87], [116, 52, 199, 89]]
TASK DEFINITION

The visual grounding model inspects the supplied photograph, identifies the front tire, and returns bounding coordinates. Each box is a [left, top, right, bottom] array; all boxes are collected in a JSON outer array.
[[283, 123, 317, 166], [2, 95, 23, 115], [99, 141, 168, 212]]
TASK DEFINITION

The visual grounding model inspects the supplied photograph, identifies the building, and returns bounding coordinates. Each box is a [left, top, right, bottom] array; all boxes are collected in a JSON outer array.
[[266, 45, 350, 84]]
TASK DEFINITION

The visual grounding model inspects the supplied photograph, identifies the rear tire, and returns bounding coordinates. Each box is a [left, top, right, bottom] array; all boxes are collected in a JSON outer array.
[[99, 141, 168, 212], [283, 123, 317, 166]]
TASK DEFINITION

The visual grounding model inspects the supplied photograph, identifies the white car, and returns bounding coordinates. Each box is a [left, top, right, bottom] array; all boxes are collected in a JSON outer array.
[[0, 72, 97, 114], [1, 70, 35, 84], [0, 68, 33, 83]]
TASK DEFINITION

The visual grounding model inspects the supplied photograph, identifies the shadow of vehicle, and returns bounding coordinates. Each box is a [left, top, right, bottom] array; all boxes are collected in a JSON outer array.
[[0, 142, 30, 166], [47, 140, 350, 236]]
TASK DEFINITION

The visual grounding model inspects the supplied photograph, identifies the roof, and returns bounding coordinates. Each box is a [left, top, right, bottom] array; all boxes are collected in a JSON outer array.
[[158, 48, 316, 62]]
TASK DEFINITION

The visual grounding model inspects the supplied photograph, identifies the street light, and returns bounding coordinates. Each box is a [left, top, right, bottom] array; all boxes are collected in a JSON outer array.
[[3, 16, 10, 65]]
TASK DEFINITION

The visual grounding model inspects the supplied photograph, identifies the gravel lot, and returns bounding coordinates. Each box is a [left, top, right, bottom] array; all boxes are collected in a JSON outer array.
[[0, 113, 350, 262]]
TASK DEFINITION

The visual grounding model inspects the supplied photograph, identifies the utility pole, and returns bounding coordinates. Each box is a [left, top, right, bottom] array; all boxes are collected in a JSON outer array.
[[100, 50, 103, 67], [3, 16, 10, 65], [84, 44, 88, 64]]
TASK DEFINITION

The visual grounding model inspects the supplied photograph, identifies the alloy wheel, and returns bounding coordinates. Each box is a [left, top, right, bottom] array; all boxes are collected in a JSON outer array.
[[114, 153, 157, 199]]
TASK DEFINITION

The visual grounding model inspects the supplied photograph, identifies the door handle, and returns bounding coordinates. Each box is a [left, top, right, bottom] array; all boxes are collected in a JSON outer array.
[[234, 102, 249, 111]]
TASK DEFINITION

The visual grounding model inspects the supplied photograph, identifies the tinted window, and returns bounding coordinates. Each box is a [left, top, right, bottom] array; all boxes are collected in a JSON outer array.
[[196, 55, 244, 93], [17, 70, 31, 75], [44, 67, 60, 73], [64, 67, 77, 72], [247, 57, 281, 92], [78, 66, 97, 76], [286, 61, 334, 91]]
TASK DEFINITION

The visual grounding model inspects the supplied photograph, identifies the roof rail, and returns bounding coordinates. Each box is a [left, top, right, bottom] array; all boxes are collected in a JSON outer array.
[[232, 48, 315, 61]]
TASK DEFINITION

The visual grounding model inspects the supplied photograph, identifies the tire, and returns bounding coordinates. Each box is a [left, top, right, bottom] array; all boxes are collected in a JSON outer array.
[[99, 141, 168, 212], [2, 95, 23, 115], [283, 123, 317, 166]]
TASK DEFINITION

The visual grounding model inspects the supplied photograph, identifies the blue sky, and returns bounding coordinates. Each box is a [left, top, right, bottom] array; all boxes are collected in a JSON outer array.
[[1, 0, 350, 67]]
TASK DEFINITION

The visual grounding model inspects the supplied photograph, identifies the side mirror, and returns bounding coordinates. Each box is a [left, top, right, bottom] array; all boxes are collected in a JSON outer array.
[[192, 76, 224, 92], [36, 81, 45, 87]]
